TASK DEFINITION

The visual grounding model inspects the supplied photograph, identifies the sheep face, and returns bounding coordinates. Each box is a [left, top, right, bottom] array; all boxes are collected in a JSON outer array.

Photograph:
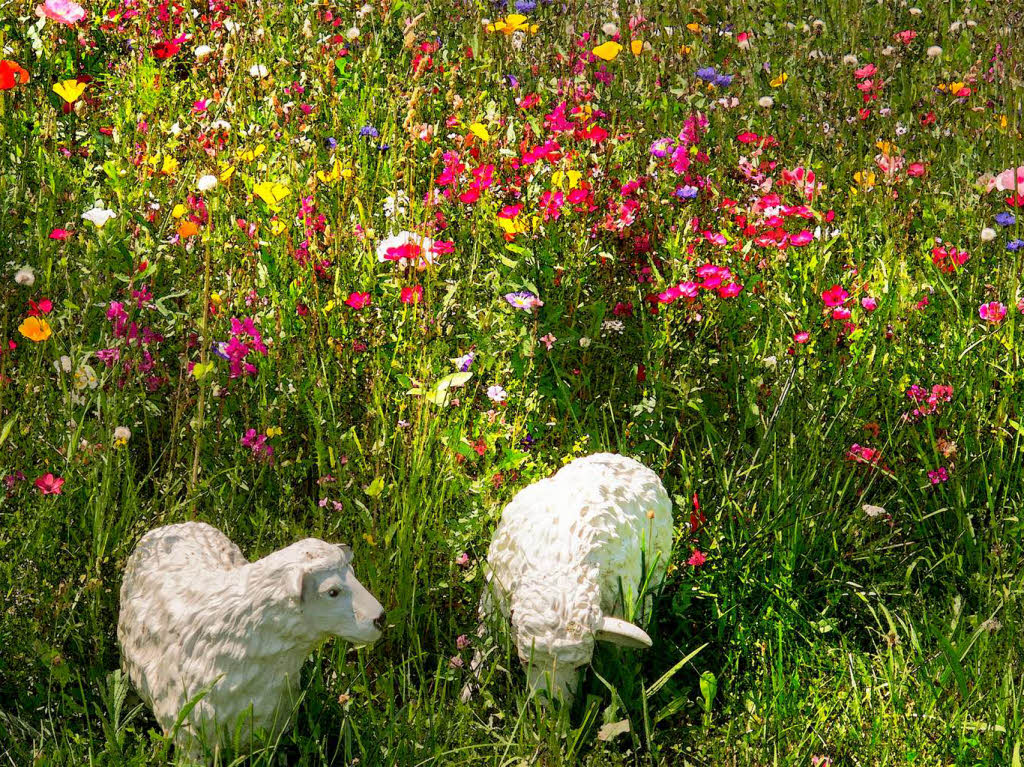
[[508, 567, 655, 701], [293, 542, 385, 646]]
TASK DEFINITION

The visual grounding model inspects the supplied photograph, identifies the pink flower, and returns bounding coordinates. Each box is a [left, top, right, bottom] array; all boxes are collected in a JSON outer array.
[[928, 467, 948, 484], [861, 296, 877, 311], [455, 552, 470, 567], [794, 331, 810, 343], [979, 301, 1006, 324], [36, 0, 85, 24], [456, 634, 471, 650], [49, 228, 72, 240], [907, 162, 926, 178], [35, 473, 64, 495], [894, 29, 917, 44], [346, 291, 371, 310], [400, 285, 423, 304], [688, 549, 707, 567], [539, 333, 556, 350], [821, 284, 849, 307], [989, 166, 1024, 195]]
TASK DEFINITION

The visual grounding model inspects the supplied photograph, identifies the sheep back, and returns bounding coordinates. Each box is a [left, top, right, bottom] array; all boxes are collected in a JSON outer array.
[[486, 453, 674, 619]]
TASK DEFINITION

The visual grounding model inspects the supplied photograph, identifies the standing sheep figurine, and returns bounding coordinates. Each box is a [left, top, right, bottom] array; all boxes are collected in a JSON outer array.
[[118, 522, 386, 755], [466, 453, 674, 701]]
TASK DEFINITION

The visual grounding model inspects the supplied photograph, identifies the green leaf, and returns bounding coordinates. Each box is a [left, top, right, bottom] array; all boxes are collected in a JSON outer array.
[[365, 476, 385, 497]]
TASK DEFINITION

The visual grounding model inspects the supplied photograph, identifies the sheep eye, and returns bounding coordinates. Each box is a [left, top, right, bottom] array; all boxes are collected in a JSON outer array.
[[327, 588, 340, 598]]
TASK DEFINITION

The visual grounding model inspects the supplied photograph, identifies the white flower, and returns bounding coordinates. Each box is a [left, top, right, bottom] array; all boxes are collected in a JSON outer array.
[[909, 6, 921, 15], [486, 385, 507, 403], [758, 96, 774, 108], [113, 426, 132, 444], [82, 206, 116, 228], [926, 45, 942, 59], [249, 63, 269, 79], [601, 22, 619, 36], [881, 45, 896, 56], [981, 227, 996, 242], [356, 3, 373, 18], [842, 54, 858, 66], [863, 504, 887, 518], [74, 365, 98, 390], [382, 192, 409, 219], [14, 266, 35, 286], [197, 174, 218, 192], [345, 26, 360, 40], [579, 337, 591, 348], [194, 44, 213, 59]]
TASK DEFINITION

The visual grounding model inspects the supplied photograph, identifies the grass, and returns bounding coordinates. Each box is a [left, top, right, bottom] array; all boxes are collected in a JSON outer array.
[[1, 0, 1024, 763]]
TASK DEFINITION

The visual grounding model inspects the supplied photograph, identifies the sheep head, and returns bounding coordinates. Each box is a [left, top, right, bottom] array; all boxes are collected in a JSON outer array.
[[508, 564, 652, 701], [278, 539, 386, 647]]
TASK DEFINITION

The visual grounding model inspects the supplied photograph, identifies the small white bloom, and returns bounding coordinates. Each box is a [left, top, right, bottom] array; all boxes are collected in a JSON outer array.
[[579, 337, 592, 348], [909, 7, 921, 15], [601, 22, 619, 36], [14, 266, 35, 286], [113, 426, 132, 443], [197, 174, 218, 192], [926, 45, 942, 59], [863, 503, 887, 518], [758, 96, 774, 108], [486, 385, 507, 403], [842, 54, 858, 66], [882, 45, 896, 56], [249, 63, 269, 79], [981, 227, 996, 242], [345, 26, 360, 40], [194, 44, 213, 59], [82, 206, 116, 228]]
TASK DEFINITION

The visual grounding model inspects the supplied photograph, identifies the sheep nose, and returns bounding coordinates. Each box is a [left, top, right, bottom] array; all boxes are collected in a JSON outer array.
[[373, 612, 387, 631]]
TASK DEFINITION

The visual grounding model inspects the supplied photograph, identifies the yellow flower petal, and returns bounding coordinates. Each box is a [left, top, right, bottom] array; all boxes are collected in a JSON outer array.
[[770, 73, 788, 88], [630, 40, 644, 56], [53, 79, 87, 104], [469, 123, 490, 142], [592, 41, 623, 61]]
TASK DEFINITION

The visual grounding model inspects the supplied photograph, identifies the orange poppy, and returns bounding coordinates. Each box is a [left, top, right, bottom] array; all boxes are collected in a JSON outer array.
[[19, 316, 52, 342]]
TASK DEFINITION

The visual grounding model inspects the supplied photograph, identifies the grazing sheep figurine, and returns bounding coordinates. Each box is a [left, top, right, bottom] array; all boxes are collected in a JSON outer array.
[[466, 453, 674, 701], [118, 522, 385, 755]]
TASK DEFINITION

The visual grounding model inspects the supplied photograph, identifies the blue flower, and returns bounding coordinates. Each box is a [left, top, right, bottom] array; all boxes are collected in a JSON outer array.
[[359, 125, 379, 138], [676, 185, 699, 200], [695, 66, 718, 83], [995, 212, 1016, 227], [325, 137, 337, 150], [514, 0, 536, 10], [1007, 239, 1024, 252], [713, 73, 733, 88]]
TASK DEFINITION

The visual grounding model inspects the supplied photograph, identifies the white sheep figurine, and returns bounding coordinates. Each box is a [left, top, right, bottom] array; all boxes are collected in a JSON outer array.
[[118, 522, 385, 755], [465, 453, 674, 701]]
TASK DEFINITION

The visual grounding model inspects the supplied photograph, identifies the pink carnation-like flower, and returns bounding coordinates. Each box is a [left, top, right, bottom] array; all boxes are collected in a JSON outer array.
[[36, 0, 86, 24]]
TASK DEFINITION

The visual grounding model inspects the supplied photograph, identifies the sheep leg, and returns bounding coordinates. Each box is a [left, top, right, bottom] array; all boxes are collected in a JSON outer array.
[[459, 620, 489, 703]]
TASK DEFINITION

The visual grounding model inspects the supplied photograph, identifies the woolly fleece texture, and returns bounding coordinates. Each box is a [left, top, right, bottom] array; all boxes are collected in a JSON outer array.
[[118, 522, 384, 755], [479, 453, 674, 699]]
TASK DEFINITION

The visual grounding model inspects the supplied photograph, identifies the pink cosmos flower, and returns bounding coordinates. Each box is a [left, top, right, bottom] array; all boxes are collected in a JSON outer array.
[[35, 473, 64, 495], [36, 0, 85, 24], [978, 301, 1006, 324]]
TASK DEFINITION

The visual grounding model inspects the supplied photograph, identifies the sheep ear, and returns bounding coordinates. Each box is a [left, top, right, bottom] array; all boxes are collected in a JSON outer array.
[[594, 617, 653, 649]]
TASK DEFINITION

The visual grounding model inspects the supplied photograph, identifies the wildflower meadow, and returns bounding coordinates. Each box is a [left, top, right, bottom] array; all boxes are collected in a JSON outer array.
[[2, 0, 1024, 763]]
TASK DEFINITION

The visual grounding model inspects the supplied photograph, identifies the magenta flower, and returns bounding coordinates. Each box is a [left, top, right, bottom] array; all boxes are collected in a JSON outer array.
[[36, 0, 85, 24], [928, 467, 949, 484], [821, 284, 849, 307], [35, 473, 64, 495], [346, 291, 371, 310], [979, 301, 1007, 324], [687, 549, 707, 567]]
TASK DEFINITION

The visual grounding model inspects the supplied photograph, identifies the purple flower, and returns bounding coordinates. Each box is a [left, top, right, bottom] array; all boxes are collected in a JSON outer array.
[[359, 125, 379, 138], [675, 185, 699, 200], [995, 212, 1015, 226], [1007, 239, 1024, 252], [712, 73, 733, 88], [695, 66, 718, 83]]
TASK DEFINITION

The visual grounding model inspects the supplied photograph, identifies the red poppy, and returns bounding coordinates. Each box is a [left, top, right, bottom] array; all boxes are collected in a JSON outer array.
[[0, 60, 30, 90]]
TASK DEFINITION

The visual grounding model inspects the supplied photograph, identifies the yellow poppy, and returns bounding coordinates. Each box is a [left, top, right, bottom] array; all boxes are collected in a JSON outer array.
[[172, 203, 187, 219], [53, 79, 86, 104], [630, 40, 644, 56], [469, 123, 490, 142], [592, 41, 622, 61], [254, 181, 290, 211], [486, 14, 537, 35], [19, 316, 52, 342], [770, 73, 789, 87], [161, 155, 179, 175], [317, 159, 343, 184], [686, 23, 701, 33]]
